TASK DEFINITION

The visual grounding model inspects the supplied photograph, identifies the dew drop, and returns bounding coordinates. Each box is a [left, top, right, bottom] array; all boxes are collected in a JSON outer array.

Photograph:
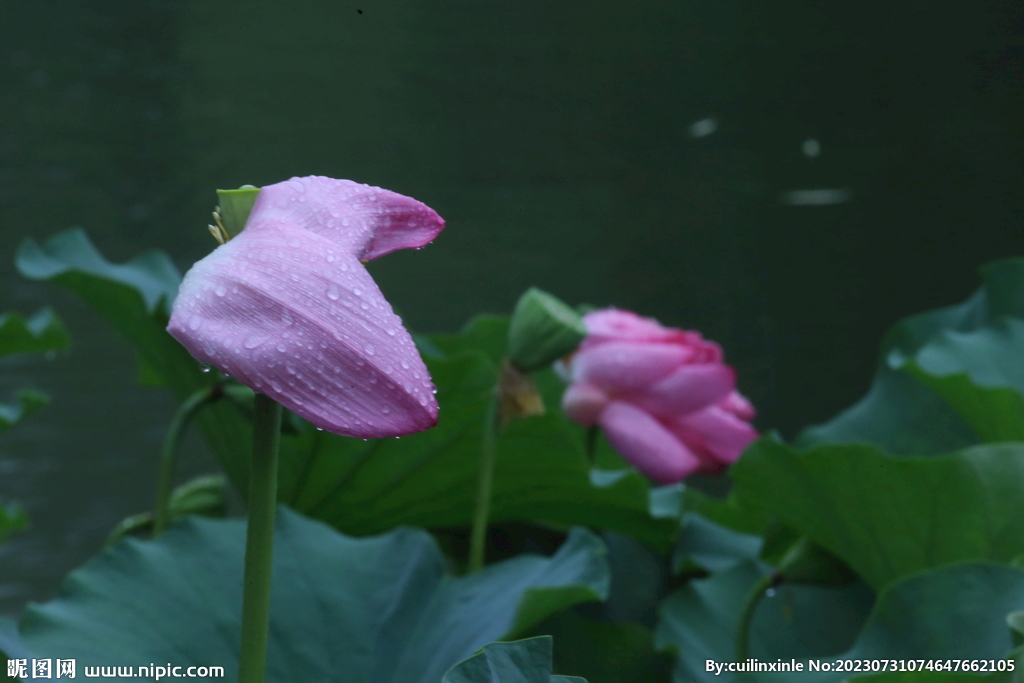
[[244, 337, 262, 349], [342, 217, 351, 227], [353, 288, 362, 296], [364, 344, 375, 356], [276, 343, 287, 352], [188, 318, 200, 331], [215, 285, 227, 297], [382, 406, 391, 414], [360, 302, 369, 310], [386, 327, 397, 336], [327, 285, 340, 300], [400, 360, 410, 369], [199, 363, 212, 373], [327, 254, 336, 263]]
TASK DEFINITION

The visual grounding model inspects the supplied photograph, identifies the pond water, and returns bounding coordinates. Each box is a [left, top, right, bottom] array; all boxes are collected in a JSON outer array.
[[0, 0, 1020, 614]]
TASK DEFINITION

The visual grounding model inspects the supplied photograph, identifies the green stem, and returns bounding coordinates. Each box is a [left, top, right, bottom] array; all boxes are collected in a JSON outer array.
[[467, 393, 500, 574], [735, 573, 779, 662], [237, 393, 282, 683], [584, 426, 600, 465], [153, 385, 220, 536]]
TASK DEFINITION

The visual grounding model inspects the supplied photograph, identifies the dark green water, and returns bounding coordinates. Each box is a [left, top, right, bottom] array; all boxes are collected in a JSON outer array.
[[0, 0, 1020, 613]]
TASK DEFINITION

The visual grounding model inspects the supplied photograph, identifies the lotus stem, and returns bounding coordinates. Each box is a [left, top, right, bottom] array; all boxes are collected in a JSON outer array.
[[237, 393, 282, 683], [735, 572, 780, 662], [468, 392, 500, 574], [152, 384, 220, 536], [584, 425, 599, 464]]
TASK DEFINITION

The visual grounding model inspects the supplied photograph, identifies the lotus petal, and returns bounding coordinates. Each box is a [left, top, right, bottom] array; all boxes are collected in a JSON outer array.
[[599, 400, 701, 483]]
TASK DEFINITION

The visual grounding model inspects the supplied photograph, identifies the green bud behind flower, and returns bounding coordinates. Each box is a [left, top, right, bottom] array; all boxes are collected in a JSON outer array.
[[506, 287, 587, 372], [215, 185, 261, 241]]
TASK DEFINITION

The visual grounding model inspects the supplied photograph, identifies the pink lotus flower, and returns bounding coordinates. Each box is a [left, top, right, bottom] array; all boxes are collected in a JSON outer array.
[[167, 176, 444, 438], [560, 309, 757, 483]]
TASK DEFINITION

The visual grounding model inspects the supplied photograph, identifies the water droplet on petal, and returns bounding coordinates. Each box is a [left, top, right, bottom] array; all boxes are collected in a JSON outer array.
[[188, 318, 200, 331], [342, 217, 350, 227], [199, 363, 212, 373], [244, 337, 263, 349], [353, 288, 362, 296], [215, 285, 226, 297], [327, 285, 340, 300], [364, 345, 375, 356], [400, 360, 410, 369], [382, 406, 391, 414], [276, 343, 287, 352]]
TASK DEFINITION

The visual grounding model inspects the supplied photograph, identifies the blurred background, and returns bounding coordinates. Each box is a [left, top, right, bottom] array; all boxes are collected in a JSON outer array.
[[0, 0, 1021, 614]]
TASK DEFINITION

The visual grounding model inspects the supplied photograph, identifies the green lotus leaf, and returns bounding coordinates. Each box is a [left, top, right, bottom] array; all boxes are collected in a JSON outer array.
[[17, 507, 608, 683]]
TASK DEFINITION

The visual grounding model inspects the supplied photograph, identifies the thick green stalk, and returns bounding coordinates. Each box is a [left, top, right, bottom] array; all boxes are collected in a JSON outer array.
[[584, 425, 600, 464], [467, 394, 500, 574], [237, 393, 282, 683], [153, 385, 219, 536], [735, 573, 778, 662]]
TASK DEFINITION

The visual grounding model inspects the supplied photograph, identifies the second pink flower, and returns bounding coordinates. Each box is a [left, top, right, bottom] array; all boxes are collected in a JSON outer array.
[[560, 309, 757, 483]]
